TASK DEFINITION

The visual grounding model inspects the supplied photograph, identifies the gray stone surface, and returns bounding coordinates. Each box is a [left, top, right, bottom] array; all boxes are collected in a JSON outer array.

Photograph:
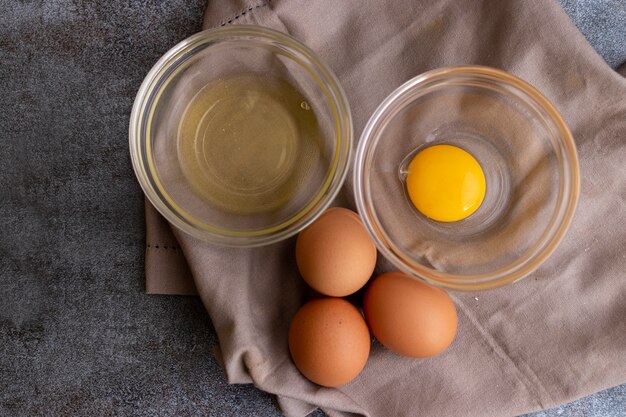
[[0, 1, 624, 416], [559, 0, 626, 69]]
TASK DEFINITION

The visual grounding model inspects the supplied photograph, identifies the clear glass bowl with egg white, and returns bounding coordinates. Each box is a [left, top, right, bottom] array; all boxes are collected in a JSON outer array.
[[130, 26, 352, 247]]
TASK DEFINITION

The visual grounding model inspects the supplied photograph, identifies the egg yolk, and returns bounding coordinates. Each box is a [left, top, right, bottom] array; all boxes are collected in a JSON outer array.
[[406, 144, 486, 222]]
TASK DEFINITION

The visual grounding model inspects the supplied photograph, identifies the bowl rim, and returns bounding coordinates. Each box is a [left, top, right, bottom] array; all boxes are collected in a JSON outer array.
[[353, 65, 580, 291], [129, 25, 353, 247]]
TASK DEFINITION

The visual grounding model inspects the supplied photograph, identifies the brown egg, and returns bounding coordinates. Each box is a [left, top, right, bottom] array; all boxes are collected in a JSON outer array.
[[296, 207, 377, 297], [288, 298, 370, 387], [364, 272, 457, 358]]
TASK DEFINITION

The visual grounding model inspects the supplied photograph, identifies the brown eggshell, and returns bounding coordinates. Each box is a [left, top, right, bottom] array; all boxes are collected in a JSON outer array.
[[288, 298, 370, 387], [364, 272, 457, 358], [296, 207, 377, 297]]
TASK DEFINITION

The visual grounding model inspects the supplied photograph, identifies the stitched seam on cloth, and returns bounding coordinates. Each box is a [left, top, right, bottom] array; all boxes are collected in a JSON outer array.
[[219, 1, 271, 27], [146, 244, 180, 251], [452, 295, 553, 408]]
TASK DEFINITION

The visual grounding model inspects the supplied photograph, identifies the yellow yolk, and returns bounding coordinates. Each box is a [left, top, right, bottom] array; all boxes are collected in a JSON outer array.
[[406, 144, 486, 222]]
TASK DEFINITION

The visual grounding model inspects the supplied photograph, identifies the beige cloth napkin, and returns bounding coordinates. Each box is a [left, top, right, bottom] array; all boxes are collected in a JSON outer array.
[[144, 0, 626, 415]]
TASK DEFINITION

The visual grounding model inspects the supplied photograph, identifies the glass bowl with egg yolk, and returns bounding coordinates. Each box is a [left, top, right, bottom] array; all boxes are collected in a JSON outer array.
[[354, 66, 579, 291]]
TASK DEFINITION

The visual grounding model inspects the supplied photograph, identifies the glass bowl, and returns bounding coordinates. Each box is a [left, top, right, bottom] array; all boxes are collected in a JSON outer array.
[[354, 66, 579, 291], [130, 26, 352, 247]]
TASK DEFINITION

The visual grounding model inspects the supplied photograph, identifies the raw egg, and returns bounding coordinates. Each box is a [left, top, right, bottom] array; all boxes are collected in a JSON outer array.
[[296, 208, 377, 297], [406, 144, 486, 222], [288, 298, 370, 387], [364, 272, 457, 358]]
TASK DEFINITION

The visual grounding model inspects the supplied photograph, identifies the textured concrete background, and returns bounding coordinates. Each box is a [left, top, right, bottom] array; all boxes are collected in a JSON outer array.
[[0, 1, 624, 416]]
